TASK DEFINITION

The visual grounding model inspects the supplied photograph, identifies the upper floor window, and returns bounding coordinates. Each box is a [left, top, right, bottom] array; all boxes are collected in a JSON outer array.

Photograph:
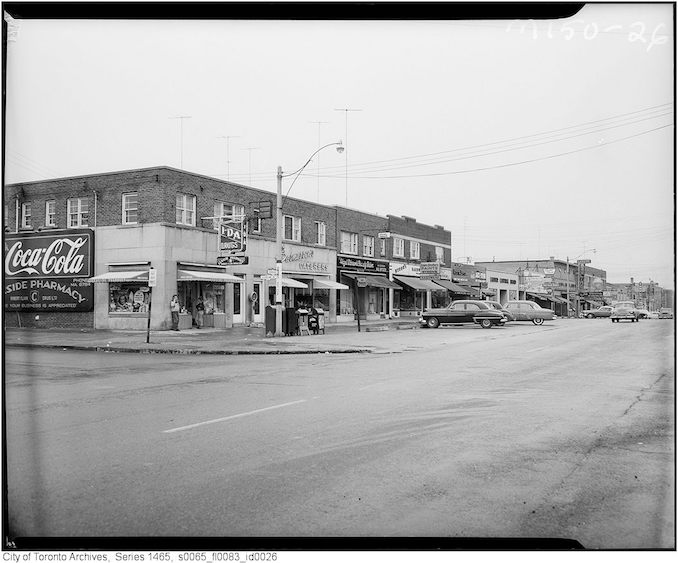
[[362, 235, 375, 257], [380, 238, 386, 256], [393, 237, 404, 257], [284, 215, 301, 242], [500, 278, 509, 284], [490, 277, 499, 283], [410, 241, 420, 260], [435, 246, 444, 263], [315, 221, 326, 246], [67, 198, 88, 228], [176, 193, 196, 226], [214, 202, 245, 226], [250, 216, 261, 234], [21, 202, 32, 229], [45, 200, 56, 227], [340, 231, 358, 255], [122, 192, 138, 225]]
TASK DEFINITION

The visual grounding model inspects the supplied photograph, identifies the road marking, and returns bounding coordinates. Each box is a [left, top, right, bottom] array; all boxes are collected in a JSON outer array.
[[163, 399, 307, 433]]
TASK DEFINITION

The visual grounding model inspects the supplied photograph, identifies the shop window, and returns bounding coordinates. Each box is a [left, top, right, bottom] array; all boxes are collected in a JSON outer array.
[[313, 289, 330, 311], [393, 237, 404, 258], [21, 202, 31, 229], [122, 192, 138, 224], [176, 193, 196, 226], [315, 221, 326, 246], [202, 283, 225, 314], [363, 235, 375, 257], [410, 241, 420, 260], [45, 200, 56, 227], [284, 215, 301, 241], [340, 231, 358, 254], [67, 198, 88, 228], [109, 284, 150, 314]]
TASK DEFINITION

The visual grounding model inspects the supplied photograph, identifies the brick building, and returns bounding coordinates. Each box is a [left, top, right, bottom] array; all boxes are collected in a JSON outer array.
[[4, 166, 456, 330]]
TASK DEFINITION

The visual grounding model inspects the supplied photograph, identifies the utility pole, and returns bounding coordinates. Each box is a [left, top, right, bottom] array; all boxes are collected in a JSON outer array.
[[309, 120, 329, 202], [334, 108, 362, 207], [217, 135, 240, 180], [242, 147, 261, 186], [168, 116, 192, 169]]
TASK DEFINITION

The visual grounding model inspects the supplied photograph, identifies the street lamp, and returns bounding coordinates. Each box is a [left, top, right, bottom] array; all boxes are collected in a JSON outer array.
[[273, 141, 344, 336], [566, 249, 596, 318]]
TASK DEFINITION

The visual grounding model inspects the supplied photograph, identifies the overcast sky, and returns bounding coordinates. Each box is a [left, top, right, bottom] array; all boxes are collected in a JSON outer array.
[[4, 3, 674, 286]]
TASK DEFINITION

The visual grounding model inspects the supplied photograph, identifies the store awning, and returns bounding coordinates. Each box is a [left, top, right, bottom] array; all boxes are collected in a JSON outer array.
[[341, 272, 401, 289], [280, 277, 308, 289], [432, 280, 473, 294], [461, 285, 481, 296], [394, 276, 442, 291], [314, 279, 350, 290], [551, 295, 569, 304], [177, 269, 242, 282], [482, 290, 496, 297], [86, 271, 149, 283], [527, 292, 550, 301]]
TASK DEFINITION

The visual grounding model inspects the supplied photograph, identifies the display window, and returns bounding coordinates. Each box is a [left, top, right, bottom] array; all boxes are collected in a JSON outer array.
[[109, 284, 150, 314], [313, 289, 330, 311]]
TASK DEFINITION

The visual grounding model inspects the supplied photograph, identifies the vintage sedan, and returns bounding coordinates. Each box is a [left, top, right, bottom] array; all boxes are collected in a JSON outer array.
[[484, 300, 516, 321], [658, 308, 673, 319], [584, 306, 614, 318], [504, 300, 556, 325], [611, 301, 640, 322], [420, 300, 508, 329]]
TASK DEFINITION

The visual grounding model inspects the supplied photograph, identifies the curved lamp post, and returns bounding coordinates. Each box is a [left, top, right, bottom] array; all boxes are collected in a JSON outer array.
[[274, 141, 344, 336]]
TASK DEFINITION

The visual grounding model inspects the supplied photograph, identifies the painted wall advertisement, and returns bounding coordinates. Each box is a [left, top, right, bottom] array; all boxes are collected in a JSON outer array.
[[4, 229, 95, 312]]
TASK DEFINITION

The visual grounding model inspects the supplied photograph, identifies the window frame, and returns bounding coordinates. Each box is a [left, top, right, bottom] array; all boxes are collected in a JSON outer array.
[[362, 235, 375, 257], [283, 215, 301, 242], [393, 237, 404, 258], [122, 192, 139, 225], [67, 197, 89, 228], [176, 193, 196, 226], [314, 221, 326, 246], [340, 231, 359, 255], [45, 200, 56, 227], [410, 240, 420, 260], [20, 202, 32, 229]]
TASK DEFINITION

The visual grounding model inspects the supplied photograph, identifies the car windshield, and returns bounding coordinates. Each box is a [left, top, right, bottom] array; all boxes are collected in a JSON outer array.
[[616, 302, 634, 308]]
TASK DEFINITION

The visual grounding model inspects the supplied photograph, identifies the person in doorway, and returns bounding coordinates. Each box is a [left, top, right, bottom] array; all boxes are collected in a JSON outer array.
[[195, 296, 205, 329], [170, 294, 181, 331]]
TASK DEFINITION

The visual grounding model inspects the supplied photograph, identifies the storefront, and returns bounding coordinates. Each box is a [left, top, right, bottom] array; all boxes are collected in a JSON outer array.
[[389, 262, 441, 317], [337, 255, 395, 321], [176, 264, 242, 328]]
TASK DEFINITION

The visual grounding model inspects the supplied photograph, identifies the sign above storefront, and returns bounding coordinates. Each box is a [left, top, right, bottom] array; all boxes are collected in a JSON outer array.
[[420, 262, 440, 280], [220, 220, 246, 254], [338, 256, 388, 275], [282, 245, 330, 274]]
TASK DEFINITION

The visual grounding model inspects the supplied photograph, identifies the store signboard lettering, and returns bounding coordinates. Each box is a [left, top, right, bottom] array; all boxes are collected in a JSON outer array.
[[4, 229, 94, 312], [337, 256, 388, 275], [220, 220, 246, 253]]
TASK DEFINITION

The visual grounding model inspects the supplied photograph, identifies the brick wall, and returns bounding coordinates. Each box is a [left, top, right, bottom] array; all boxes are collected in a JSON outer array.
[[4, 311, 94, 329]]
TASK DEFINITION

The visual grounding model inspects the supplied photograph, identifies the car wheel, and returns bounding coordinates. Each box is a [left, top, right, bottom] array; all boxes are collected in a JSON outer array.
[[532, 318, 544, 325], [426, 317, 440, 329], [479, 319, 493, 329], [586, 313, 594, 319]]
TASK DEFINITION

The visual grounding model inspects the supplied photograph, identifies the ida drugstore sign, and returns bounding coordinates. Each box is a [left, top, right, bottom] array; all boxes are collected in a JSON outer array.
[[4, 229, 94, 312]]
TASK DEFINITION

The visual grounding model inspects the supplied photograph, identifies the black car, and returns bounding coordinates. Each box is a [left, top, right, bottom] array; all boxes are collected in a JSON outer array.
[[420, 300, 508, 329]]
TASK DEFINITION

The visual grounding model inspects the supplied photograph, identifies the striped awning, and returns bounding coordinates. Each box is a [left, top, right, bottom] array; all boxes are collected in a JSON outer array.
[[86, 271, 149, 283]]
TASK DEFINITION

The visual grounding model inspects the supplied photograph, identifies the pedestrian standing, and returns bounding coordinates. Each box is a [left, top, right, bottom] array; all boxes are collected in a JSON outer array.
[[170, 294, 180, 331], [196, 297, 205, 329]]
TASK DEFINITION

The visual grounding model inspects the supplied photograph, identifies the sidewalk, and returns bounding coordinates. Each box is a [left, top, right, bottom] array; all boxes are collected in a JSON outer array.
[[4, 318, 421, 355]]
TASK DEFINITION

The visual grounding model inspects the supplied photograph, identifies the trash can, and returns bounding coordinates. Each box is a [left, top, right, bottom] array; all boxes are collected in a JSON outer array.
[[311, 308, 325, 334], [296, 308, 310, 335]]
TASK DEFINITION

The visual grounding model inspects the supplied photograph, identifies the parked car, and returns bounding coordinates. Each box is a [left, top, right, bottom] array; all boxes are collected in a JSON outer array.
[[420, 300, 508, 329], [658, 308, 674, 319], [504, 300, 556, 325], [611, 301, 640, 322], [584, 306, 614, 319], [484, 300, 515, 321]]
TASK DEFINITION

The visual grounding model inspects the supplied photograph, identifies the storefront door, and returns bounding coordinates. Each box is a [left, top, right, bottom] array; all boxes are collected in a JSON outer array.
[[233, 278, 243, 324], [252, 281, 263, 324]]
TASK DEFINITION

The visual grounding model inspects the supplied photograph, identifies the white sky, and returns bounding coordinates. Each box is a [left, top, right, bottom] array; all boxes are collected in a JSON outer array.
[[4, 3, 675, 286]]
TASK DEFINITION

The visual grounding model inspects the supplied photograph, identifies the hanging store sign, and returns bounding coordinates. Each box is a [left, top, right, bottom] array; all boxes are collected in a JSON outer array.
[[4, 229, 94, 312], [220, 220, 247, 254], [420, 262, 440, 280]]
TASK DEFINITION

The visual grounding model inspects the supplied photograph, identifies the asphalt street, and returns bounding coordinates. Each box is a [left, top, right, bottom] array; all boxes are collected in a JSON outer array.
[[4, 319, 675, 548]]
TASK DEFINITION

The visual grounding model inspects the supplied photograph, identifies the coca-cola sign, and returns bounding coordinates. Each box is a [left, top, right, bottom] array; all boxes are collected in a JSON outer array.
[[4, 229, 94, 312]]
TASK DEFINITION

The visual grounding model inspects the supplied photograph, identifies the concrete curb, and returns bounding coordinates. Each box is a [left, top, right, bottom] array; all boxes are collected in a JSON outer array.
[[5, 342, 374, 355]]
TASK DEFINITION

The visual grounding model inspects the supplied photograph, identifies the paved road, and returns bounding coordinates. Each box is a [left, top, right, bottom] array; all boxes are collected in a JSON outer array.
[[4, 319, 674, 548]]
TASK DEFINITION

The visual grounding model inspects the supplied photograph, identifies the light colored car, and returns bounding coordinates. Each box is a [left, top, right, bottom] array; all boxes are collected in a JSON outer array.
[[504, 300, 556, 325], [658, 308, 673, 319], [484, 300, 515, 321], [611, 301, 640, 322], [584, 306, 613, 318]]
